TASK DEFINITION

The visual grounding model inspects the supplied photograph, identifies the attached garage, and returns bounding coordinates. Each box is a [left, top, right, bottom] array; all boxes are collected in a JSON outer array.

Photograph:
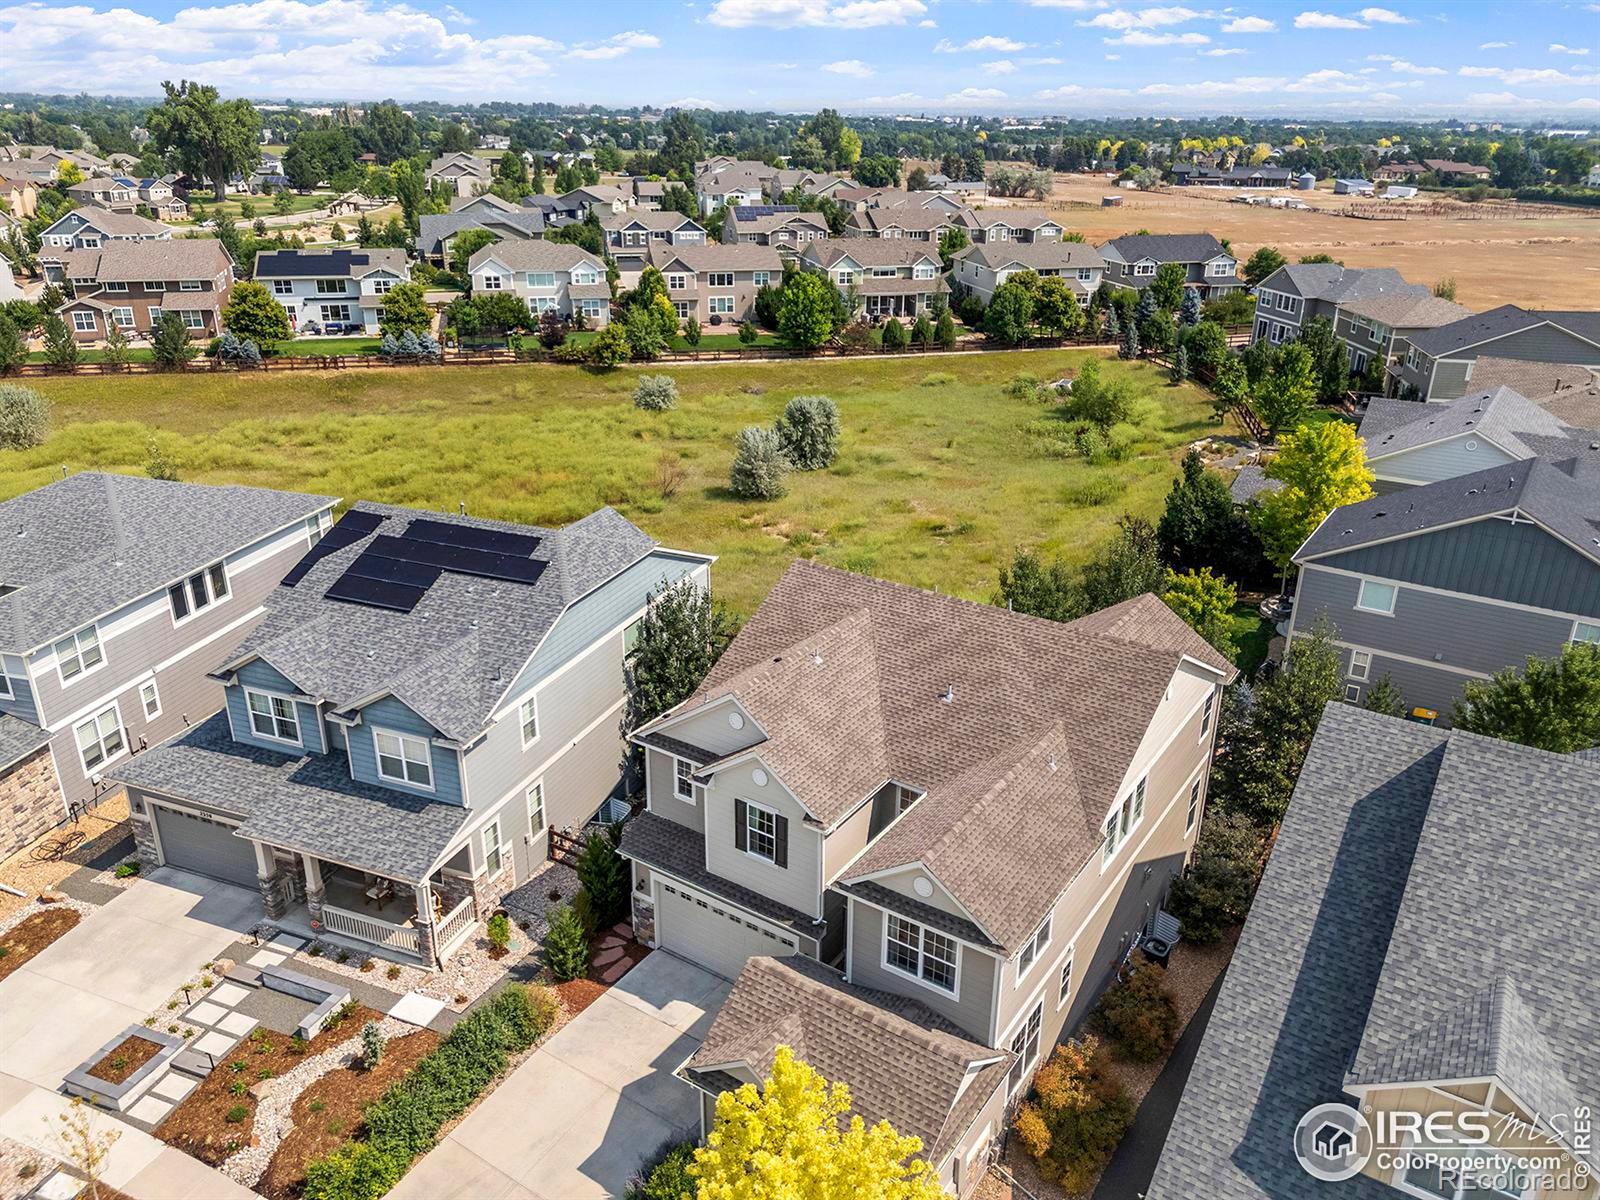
[[656, 879, 800, 981], [151, 803, 258, 888]]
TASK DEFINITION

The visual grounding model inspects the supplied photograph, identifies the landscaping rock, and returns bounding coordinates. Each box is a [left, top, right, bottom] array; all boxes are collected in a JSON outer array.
[[212, 957, 235, 976], [37, 889, 65, 904]]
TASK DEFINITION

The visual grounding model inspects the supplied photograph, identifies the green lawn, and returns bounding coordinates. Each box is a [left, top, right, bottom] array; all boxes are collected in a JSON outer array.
[[280, 337, 383, 356], [11, 352, 1231, 616], [179, 191, 337, 223], [1229, 603, 1278, 677]]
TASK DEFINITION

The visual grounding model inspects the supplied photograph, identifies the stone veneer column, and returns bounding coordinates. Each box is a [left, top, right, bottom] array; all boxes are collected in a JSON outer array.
[[413, 884, 437, 967], [130, 801, 162, 873], [253, 840, 288, 920], [302, 853, 325, 924]]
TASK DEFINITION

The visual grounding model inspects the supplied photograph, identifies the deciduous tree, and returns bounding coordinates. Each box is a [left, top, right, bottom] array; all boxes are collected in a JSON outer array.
[[146, 80, 260, 202], [221, 279, 292, 351], [1453, 643, 1600, 752], [624, 577, 739, 733], [1242, 246, 1285, 286], [1251, 421, 1373, 578], [777, 271, 836, 349], [1162, 567, 1237, 660]]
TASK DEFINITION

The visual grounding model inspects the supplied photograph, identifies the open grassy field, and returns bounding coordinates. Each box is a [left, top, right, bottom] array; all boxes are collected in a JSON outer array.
[[177, 190, 339, 223], [11, 352, 1229, 616], [1029, 172, 1600, 311]]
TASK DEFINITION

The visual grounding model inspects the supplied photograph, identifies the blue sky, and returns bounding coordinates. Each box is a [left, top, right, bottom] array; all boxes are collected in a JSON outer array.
[[3, 0, 1597, 118]]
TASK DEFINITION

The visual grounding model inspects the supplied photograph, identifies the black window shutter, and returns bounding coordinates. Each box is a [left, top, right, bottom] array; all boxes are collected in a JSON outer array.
[[735, 798, 748, 852], [774, 814, 789, 869]]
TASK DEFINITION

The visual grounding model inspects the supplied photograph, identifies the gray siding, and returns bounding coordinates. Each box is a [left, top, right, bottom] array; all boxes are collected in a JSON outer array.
[[347, 695, 464, 805], [645, 746, 704, 833], [704, 759, 822, 918], [848, 900, 999, 1043], [1308, 519, 1600, 617], [0, 657, 41, 727], [1339, 655, 1474, 721], [1370, 435, 1516, 486]]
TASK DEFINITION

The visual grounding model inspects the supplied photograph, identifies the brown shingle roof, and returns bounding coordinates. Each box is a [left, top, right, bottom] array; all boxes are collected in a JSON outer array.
[[54, 239, 231, 283], [647, 241, 782, 273]]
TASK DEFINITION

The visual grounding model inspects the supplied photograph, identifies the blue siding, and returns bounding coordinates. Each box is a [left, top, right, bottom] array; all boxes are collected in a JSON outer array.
[[0, 667, 41, 727], [229, 660, 322, 755], [347, 695, 464, 806]]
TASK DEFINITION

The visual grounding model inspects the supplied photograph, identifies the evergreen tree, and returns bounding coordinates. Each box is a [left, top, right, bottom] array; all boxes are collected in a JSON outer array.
[[1362, 674, 1406, 717], [1178, 287, 1202, 327], [42, 314, 79, 368], [624, 577, 739, 733], [1080, 516, 1165, 612], [934, 307, 957, 348], [151, 311, 197, 368], [1118, 317, 1139, 360], [1170, 344, 1189, 385]]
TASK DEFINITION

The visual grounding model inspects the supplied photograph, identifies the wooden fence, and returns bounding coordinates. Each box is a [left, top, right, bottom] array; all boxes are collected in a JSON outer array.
[[547, 828, 587, 868]]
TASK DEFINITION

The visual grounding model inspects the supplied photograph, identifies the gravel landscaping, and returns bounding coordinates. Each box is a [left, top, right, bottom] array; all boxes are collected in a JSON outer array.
[[0, 1134, 50, 1200], [0, 794, 131, 921], [0, 904, 89, 982]]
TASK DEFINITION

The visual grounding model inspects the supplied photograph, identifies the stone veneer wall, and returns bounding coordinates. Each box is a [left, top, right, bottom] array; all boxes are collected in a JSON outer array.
[[0, 747, 64, 860]]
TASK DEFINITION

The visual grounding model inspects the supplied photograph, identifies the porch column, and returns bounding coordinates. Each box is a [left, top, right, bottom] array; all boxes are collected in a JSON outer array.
[[413, 883, 437, 967], [254, 841, 288, 921], [302, 853, 325, 925]]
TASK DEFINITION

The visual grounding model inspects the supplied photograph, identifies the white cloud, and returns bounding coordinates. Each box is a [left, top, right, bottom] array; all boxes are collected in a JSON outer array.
[[1082, 6, 1200, 29], [1283, 68, 1367, 91], [706, 0, 926, 28], [935, 35, 1028, 52], [1023, 0, 1111, 7], [822, 58, 874, 77], [947, 87, 1008, 101], [1104, 52, 1121, 60], [1550, 43, 1591, 55], [1294, 10, 1367, 28], [663, 96, 722, 109], [1035, 82, 1132, 98], [1387, 59, 1445, 74], [1467, 91, 1600, 110], [918, 17, 936, 26], [1140, 75, 1287, 96], [1459, 65, 1600, 85], [1358, 7, 1414, 23], [1221, 15, 1276, 32], [1201, 46, 1248, 56], [568, 30, 660, 60], [1478, 40, 1511, 49], [1026, 56, 1065, 65], [1358, 66, 1377, 73], [1105, 29, 1209, 45], [983, 59, 1018, 73]]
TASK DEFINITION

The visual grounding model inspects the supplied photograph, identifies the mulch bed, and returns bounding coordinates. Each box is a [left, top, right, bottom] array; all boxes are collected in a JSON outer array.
[[550, 926, 651, 1019], [0, 908, 81, 982], [255, 1028, 440, 1200], [86, 1034, 165, 1085], [552, 978, 606, 1018], [156, 1004, 384, 1166]]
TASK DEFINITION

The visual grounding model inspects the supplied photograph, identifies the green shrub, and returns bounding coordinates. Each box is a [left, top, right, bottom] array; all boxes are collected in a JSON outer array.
[[774, 394, 840, 471], [738, 320, 759, 345], [628, 1141, 697, 1200], [360, 1020, 386, 1070], [542, 902, 591, 982], [486, 912, 512, 954], [1005, 374, 1042, 400], [302, 1141, 403, 1200], [114, 861, 141, 879], [633, 374, 678, 411], [1166, 812, 1266, 943], [1066, 476, 1122, 507], [880, 316, 907, 350], [729, 425, 791, 500], [920, 372, 954, 386], [486, 982, 560, 1047], [225, 1105, 249, 1124], [0, 383, 49, 450], [1091, 956, 1180, 1062], [1014, 1036, 1134, 1193], [574, 822, 628, 928]]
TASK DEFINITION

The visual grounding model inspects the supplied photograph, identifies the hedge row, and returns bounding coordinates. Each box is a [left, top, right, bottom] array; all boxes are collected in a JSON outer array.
[[303, 983, 561, 1200]]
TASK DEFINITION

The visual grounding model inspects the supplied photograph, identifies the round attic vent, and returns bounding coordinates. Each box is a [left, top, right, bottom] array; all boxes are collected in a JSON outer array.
[[752, 768, 769, 787], [728, 711, 745, 730], [913, 877, 934, 898], [1465, 438, 1478, 451]]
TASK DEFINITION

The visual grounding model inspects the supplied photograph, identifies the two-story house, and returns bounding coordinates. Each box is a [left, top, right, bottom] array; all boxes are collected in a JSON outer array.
[[1098, 232, 1240, 299], [415, 193, 546, 266], [647, 241, 781, 326], [723, 208, 831, 257], [621, 559, 1234, 1188], [0, 175, 40, 220], [960, 209, 1064, 244], [766, 170, 857, 203], [112, 502, 712, 969], [56, 239, 235, 344], [135, 177, 187, 220], [1390, 305, 1600, 402], [1288, 456, 1600, 720], [1250, 262, 1452, 372], [799, 240, 946, 319], [1149, 704, 1600, 1200], [694, 160, 776, 217], [951, 242, 1106, 307], [562, 184, 631, 217], [467, 240, 611, 327], [66, 175, 140, 213], [600, 211, 706, 289], [425, 151, 490, 198], [844, 203, 971, 242], [632, 179, 665, 210], [253, 247, 410, 335], [0, 473, 335, 861], [37, 208, 171, 265]]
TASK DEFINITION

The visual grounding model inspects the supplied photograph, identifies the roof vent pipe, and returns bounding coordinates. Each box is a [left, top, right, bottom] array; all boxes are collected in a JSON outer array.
[[941, 685, 954, 704], [459, 501, 466, 515]]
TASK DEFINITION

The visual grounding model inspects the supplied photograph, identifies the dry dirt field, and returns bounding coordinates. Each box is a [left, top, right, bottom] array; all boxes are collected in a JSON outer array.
[[1008, 171, 1600, 311]]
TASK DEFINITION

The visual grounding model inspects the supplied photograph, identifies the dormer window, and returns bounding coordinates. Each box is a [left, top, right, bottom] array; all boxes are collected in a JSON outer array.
[[884, 914, 958, 994], [246, 689, 300, 744], [375, 728, 432, 788]]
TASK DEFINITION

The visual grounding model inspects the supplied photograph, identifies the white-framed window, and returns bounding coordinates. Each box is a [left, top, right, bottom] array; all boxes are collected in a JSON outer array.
[[667, 273, 688, 290], [1133, 261, 1156, 276], [1077, 267, 1094, 281], [528, 782, 546, 838], [674, 301, 692, 320], [528, 272, 556, 289], [745, 801, 779, 862], [1209, 258, 1234, 276], [1006, 1002, 1043, 1095], [0, 669, 11, 698], [54, 626, 104, 684], [673, 757, 701, 804], [1349, 649, 1372, 680], [480, 273, 503, 291], [483, 819, 503, 875], [74, 704, 125, 773], [1101, 775, 1147, 866], [1016, 915, 1051, 979], [272, 279, 293, 295], [708, 296, 735, 315], [143, 280, 165, 291], [1571, 620, 1600, 644], [913, 264, 936, 279], [884, 913, 958, 994], [519, 696, 539, 747], [139, 680, 161, 719], [168, 561, 229, 623], [571, 268, 600, 285], [1200, 693, 1215, 738], [111, 307, 134, 328], [370, 277, 393, 295], [305, 514, 325, 546], [180, 310, 205, 329], [72, 310, 97, 333], [581, 299, 605, 318], [706, 272, 735, 289], [1356, 579, 1398, 615], [103, 280, 128, 293], [375, 728, 433, 788], [1392, 1145, 1535, 1200], [1057, 952, 1074, 1010], [1345, 683, 1363, 703], [752, 271, 770, 287], [315, 278, 346, 294], [178, 279, 202, 291], [147, 307, 162, 326], [246, 688, 300, 744], [871, 266, 898, 278], [1186, 779, 1202, 833]]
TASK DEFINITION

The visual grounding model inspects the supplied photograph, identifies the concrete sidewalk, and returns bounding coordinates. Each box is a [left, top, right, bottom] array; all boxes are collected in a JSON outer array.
[[391, 951, 729, 1200]]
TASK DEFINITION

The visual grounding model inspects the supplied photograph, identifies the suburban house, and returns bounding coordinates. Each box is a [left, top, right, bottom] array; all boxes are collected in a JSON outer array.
[[723, 207, 830, 254], [646, 241, 781, 326], [254, 248, 411, 336], [951, 242, 1106, 307], [57, 239, 236, 345], [1148, 704, 1599, 1200], [1423, 157, 1492, 182], [66, 176, 139, 213], [136, 177, 187, 219], [0, 175, 39, 219], [37, 208, 171, 259], [925, 175, 989, 199], [1358, 385, 1600, 491], [600, 210, 706, 289], [766, 170, 857, 202], [1249, 262, 1466, 377], [466, 240, 611, 327], [632, 179, 665, 210], [1288, 456, 1600, 720], [844, 204, 968, 241], [620, 559, 1235, 1192], [562, 184, 631, 216], [1171, 165, 1295, 188], [415, 194, 547, 266], [425, 151, 490, 197], [693, 159, 777, 216], [520, 193, 588, 226], [111, 502, 711, 970], [960, 209, 1064, 244], [1098, 233, 1240, 298], [0, 473, 336, 861], [1375, 160, 1427, 181], [1390, 305, 1600, 402], [798, 240, 946, 319]]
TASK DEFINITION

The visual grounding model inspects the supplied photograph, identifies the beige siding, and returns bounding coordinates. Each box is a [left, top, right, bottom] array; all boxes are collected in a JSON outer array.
[[645, 746, 705, 833], [848, 900, 999, 1043], [946, 1085, 1006, 1197], [821, 798, 874, 882], [703, 758, 823, 918], [658, 698, 763, 758], [863, 863, 977, 921]]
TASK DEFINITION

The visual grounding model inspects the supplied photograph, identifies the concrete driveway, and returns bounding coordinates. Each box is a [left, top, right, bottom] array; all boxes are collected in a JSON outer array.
[[0, 868, 262, 1200], [392, 951, 729, 1200]]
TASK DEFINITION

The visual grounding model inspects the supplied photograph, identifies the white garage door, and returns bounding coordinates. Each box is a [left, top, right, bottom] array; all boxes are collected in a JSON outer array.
[[657, 881, 799, 981], [153, 805, 257, 888]]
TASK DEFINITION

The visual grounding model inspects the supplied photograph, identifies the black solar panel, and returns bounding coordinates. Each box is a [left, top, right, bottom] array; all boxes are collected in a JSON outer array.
[[324, 575, 428, 612], [403, 517, 542, 558], [281, 510, 387, 587], [365, 534, 547, 584], [732, 205, 799, 219], [343, 552, 443, 589]]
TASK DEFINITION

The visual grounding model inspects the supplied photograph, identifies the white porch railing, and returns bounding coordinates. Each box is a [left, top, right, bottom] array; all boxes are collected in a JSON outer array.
[[321, 903, 423, 957], [436, 896, 478, 959]]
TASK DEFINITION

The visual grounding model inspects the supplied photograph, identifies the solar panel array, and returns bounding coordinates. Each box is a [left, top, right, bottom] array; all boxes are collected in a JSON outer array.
[[281, 509, 386, 587], [731, 205, 800, 220]]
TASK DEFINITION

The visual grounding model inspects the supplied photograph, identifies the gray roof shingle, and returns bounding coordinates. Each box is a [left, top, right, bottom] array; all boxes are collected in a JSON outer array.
[[1099, 232, 1228, 265], [1403, 304, 1600, 358], [0, 473, 334, 654], [1362, 385, 1600, 466], [1263, 262, 1428, 305], [0, 712, 50, 773]]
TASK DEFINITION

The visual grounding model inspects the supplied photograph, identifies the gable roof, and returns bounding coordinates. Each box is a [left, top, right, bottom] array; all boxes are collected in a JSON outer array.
[[1099, 232, 1228, 265], [415, 209, 546, 255], [466, 239, 601, 274], [848, 206, 966, 234], [253, 248, 407, 279], [803, 240, 941, 270], [646, 240, 782, 274], [1408, 305, 1600, 359], [729, 210, 830, 236], [55, 238, 231, 282], [0, 473, 334, 654], [1361, 385, 1600, 466], [1338, 290, 1470, 329], [1260, 262, 1427, 305], [963, 208, 1060, 231], [682, 955, 1011, 1165], [954, 242, 1106, 273], [220, 502, 656, 743], [645, 561, 1234, 952], [42, 208, 170, 239], [599, 210, 703, 234]]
